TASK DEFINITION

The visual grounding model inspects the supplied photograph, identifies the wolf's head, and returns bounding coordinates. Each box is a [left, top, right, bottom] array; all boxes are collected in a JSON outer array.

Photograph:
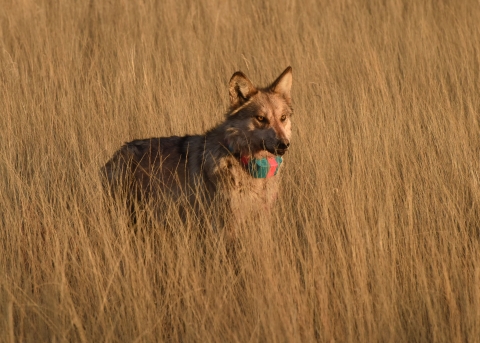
[[224, 67, 293, 159]]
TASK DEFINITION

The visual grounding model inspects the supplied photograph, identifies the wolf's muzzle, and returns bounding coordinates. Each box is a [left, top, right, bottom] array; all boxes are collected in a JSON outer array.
[[275, 141, 290, 155]]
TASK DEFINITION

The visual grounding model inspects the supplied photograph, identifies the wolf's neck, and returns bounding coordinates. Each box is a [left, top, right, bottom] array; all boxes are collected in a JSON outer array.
[[204, 122, 233, 151]]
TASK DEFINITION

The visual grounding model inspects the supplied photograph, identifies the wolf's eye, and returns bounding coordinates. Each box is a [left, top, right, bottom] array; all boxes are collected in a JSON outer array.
[[280, 115, 287, 122], [256, 116, 265, 122]]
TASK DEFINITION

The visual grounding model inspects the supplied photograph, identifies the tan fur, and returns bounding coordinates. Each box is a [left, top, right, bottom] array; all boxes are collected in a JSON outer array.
[[102, 67, 293, 231]]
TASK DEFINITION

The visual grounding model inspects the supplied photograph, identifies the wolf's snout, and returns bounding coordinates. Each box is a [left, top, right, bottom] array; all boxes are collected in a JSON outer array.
[[275, 140, 290, 155]]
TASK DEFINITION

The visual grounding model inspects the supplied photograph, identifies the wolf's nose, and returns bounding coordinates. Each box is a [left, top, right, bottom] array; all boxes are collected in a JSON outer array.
[[277, 142, 290, 150]]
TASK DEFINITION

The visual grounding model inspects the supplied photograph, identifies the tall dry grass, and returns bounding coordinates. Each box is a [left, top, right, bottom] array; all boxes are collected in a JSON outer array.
[[1, 0, 480, 341]]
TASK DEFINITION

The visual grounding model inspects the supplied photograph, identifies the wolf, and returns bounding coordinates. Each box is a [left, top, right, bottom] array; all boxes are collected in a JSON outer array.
[[102, 66, 293, 233]]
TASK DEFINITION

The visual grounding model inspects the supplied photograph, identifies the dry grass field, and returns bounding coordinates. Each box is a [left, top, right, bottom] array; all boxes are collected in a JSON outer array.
[[1, 0, 480, 341]]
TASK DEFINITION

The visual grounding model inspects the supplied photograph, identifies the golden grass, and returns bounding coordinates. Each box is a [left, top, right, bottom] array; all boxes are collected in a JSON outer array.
[[1, 0, 480, 341]]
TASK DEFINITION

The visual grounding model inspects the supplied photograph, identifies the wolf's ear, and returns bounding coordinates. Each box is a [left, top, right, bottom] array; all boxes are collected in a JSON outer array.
[[271, 66, 292, 103], [229, 72, 257, 108]]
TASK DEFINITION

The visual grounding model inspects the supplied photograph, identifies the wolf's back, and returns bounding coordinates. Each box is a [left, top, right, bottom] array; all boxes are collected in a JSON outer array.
[[102, 136, 202, 200]]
